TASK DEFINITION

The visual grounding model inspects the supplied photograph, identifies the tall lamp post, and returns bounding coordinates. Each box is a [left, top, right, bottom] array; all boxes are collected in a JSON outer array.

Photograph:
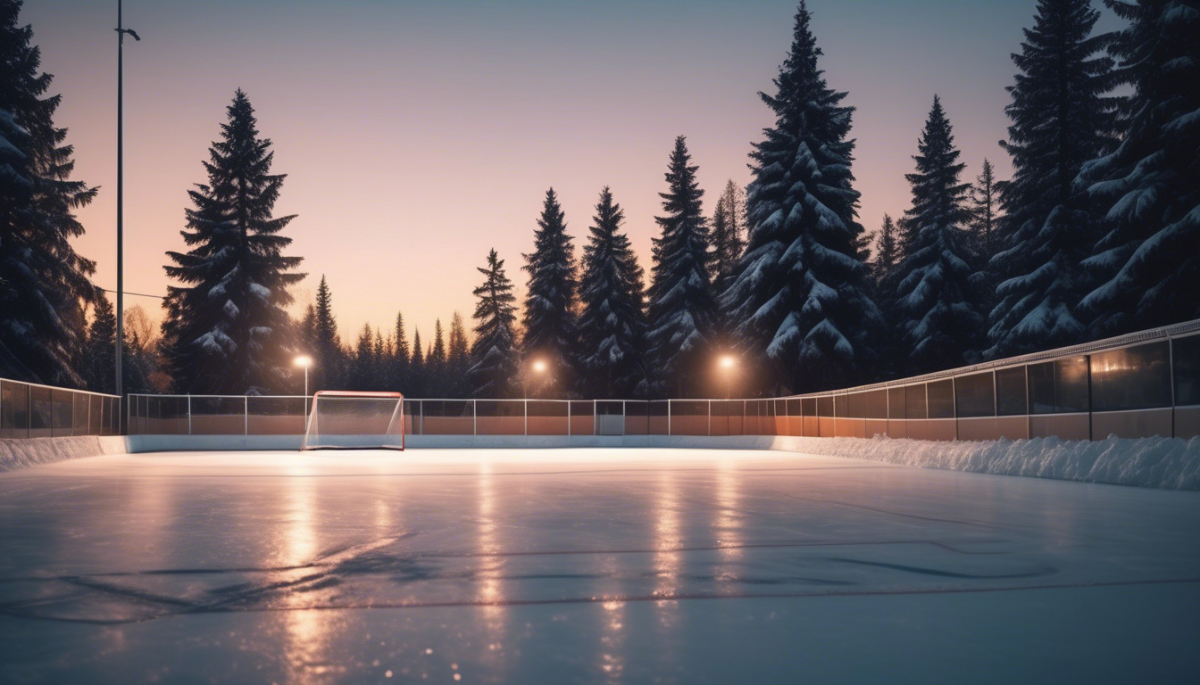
[[114, 0, 140, 398], [294, 355, 313, 423]]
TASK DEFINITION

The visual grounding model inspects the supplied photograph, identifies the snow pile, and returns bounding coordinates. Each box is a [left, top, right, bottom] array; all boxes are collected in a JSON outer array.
[[774, 435, 1200, 491], [0, 436, 128, 473]]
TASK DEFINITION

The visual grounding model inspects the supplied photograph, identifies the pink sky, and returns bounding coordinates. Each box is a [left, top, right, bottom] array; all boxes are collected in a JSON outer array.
[[25, 1, 1117, 348]]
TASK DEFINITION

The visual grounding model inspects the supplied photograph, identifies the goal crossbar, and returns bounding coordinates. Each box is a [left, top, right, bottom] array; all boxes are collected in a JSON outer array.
[[302, 391, 405, 451]]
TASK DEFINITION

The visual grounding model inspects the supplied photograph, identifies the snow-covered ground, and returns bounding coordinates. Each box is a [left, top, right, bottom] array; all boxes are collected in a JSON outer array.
[[0, 449, 1197, 684], [768, 435, 1200, 490]]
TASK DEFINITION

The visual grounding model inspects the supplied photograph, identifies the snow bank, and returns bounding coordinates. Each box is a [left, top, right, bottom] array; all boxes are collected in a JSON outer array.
[[770, 435, 1200, 491], [0, 436, 129, 473]]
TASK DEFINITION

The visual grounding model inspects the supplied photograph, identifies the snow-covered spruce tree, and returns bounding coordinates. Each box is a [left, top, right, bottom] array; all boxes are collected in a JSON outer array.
[[162, 90, 304, 394], [892, 96, 984, 373], [969, 159, 1002, 265], [521, 188, 578, 397], [468, 249, 520, 398], [1076, 0, 1200, 336], [0, 0, 99, 385], [646, 136, 717, 397], [987, 0, 1121, 358], [722, 1, 881, 394], [709, 180, 747, 299], [577, 187, 649, 398]]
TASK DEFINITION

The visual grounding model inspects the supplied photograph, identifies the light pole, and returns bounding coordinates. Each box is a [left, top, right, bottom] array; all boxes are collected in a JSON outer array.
[[294, 355, 313, 422], [114, 0, 140, 399]]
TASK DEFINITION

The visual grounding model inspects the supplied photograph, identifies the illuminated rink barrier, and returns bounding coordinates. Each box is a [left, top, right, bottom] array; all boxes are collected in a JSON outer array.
[[127, 318, 1200, 442]]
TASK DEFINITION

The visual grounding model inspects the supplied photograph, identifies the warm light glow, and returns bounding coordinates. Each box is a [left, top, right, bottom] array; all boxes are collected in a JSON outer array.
[[718, 355, 736, 371], [531, 359, 548, 374], [293, 355, 313, 368]]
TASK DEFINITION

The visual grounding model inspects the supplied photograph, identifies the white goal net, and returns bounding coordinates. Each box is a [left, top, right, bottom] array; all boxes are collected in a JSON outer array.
[[302, 391, 405, 450]]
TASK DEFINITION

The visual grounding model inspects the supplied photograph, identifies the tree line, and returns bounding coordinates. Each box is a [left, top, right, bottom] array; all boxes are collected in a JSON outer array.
[[1, 0, 1196, 400]]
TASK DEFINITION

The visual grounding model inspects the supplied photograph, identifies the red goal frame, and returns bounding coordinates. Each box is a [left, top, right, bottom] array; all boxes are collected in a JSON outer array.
[[303, 390, 405, 451]]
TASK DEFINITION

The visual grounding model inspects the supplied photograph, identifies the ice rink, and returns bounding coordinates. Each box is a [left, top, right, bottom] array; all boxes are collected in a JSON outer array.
[[0, 448, 1197, 684]]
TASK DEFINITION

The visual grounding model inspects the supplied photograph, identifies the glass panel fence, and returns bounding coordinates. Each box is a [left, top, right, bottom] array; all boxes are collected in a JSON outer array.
[[1091, 342, 1172, 412], [1175, 335, 1200, 406], [955, 372, 995, 418]]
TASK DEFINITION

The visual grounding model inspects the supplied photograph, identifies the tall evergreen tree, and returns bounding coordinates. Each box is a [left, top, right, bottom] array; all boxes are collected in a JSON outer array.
[[348, 323, 376, 390], [409, 328, 425, 396], [161, 90, 304, 393], [987, 0, 1121, 358], [390, 310, 410, 390], [522, 188, 578, 397], [968, 158, 1002, 264], [723, 1, 881, 393], [577, 187, 649, 398], [308, 275, 343, 391], [1076, 0, 1200, 335], [892, 97, 983, 373], [426, 318, 448, 395], [81, 298, 147, 394], [646, 136, 716, 397], [468, 249, 519, 398], [873, 214, 901, 284], [429, 319, 447, 368], [709, 180, 747, 297], [0, 0, 99, 385], [446, 312, 470, 397]]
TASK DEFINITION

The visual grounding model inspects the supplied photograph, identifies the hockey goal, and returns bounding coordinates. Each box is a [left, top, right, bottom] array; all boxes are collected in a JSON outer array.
[[302, 391, 406, 450]]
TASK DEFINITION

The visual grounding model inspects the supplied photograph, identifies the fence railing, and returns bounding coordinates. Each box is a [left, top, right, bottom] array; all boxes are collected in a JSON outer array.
[[126, 318, 1200, 442], [0, 378, 122, 439]]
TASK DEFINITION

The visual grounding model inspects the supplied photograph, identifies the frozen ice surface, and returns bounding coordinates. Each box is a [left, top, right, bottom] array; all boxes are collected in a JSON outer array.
[[0, 448, 1197, 684]]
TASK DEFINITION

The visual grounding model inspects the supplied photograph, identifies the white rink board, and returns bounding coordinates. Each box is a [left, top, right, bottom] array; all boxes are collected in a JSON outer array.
[[0, 448, 1197, 684]]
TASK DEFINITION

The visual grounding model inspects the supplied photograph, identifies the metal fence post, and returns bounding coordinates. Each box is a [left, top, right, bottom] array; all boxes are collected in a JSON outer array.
[[244, 396, 249, 436], [567, 400, 571, 437], [524, 399, 528, 436], [668, 399, 672, 436], [188, 395, 193, 436], [474, 399, 478, 436]]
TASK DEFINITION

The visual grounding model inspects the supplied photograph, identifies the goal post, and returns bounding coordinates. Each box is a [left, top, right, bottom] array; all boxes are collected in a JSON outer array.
[[302, 391, 406, 451]]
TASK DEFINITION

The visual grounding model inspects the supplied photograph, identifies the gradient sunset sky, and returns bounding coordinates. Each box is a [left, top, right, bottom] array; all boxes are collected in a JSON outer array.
[[26, 0, 1119, 346]]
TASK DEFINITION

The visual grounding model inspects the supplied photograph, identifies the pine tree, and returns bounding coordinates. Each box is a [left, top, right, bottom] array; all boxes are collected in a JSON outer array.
[[0, 0, 99, 386], [468, 249, 519, 398], [891, 96, 983, 373], [1076, 0, 1200, 335], [522, 188, 578, 397], [161, 90, 304, 393], [709, 180, 747, 297], [577, 187, 649, 397], [646, 136, 716, 397], [349, 324, 375, 390], [987, 0, 1121, 358], [447, 312, 470, 397], [390, 310, 410, 390], [409, 328, 425, 396], [873, 214, 901, 284], [723, 1, 881, 393], [968, 159, 1001, 264], [310, 276, 343, 391], [426, 318, 448, 395], [82, 298, 116, 393]]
